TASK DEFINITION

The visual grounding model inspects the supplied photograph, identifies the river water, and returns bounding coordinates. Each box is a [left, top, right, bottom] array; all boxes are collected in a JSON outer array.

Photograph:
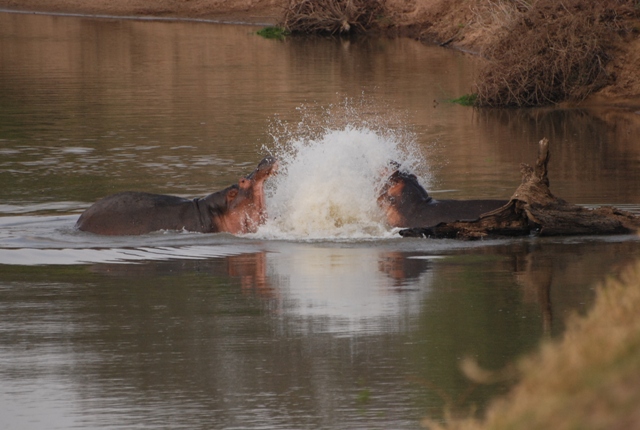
[[1, 11, 640, 429]]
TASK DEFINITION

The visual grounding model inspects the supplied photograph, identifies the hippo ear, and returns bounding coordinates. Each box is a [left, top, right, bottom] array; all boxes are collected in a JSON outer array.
[[226, 187, 239, 203]]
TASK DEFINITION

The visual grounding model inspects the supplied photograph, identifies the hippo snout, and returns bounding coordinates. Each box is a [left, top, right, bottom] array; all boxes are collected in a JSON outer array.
[[248, 156, 278, 181]]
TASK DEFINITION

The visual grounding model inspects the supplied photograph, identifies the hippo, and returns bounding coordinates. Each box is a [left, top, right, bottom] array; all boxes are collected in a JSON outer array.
[[378, 169, 508, 228], [76, 156, 277, 236]]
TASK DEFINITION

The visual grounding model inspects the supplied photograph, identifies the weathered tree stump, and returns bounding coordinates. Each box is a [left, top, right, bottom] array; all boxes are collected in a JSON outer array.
[[400, 138, 640, 239]]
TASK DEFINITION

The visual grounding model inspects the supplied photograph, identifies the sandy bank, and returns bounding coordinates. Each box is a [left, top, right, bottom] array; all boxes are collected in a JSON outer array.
[[1, 0, 639, 108], [0, 0, 284, 24]]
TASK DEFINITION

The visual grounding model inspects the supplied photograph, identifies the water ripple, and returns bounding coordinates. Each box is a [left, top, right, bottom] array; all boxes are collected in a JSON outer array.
[[0, 215, 260, 266], [0, 245, 252, 266]]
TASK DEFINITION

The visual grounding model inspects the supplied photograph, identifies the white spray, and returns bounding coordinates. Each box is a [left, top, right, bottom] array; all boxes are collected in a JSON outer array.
[[256, 103, 429, 240]]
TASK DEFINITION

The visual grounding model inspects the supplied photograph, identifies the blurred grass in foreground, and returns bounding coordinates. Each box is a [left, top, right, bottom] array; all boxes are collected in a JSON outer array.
[[425, 255, 640, 430]]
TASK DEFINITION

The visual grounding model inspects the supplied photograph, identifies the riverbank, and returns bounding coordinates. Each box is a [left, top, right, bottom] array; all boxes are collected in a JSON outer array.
[[385, 0, 640, 109], [0, 0, 283, 24], [1, 0, 639, 107]]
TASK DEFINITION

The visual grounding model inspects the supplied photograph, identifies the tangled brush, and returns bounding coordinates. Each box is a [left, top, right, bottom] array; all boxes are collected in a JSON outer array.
[[475, 0, 639, 107], [281, 0, 385, 35]]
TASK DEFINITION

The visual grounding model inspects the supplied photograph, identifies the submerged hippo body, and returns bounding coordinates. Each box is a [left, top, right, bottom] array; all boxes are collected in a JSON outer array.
[[76, 156, 277, 236], [378, 170, 508, 228]]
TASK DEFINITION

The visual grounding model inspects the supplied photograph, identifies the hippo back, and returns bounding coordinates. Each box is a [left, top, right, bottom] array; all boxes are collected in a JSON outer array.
[[76, 191, 208, 235], [413, 199, 508, 227]]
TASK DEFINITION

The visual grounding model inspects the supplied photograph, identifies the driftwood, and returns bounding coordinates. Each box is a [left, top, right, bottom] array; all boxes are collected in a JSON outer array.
[[400, 138, 640, 239]]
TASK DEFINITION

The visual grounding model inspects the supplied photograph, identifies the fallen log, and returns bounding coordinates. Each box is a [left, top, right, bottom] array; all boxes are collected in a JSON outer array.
[[400, 138, 640, 239]]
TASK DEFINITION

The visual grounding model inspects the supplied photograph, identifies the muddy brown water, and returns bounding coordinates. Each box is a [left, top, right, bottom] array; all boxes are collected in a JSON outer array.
[[1, 11, 640, 429]]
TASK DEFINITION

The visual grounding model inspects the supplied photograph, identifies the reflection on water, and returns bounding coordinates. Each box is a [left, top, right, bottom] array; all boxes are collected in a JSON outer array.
[[1, 10, 640, 430], [2, 239, 639, 429], [473, 108, 640, 202], [266, 247, 432, 333]]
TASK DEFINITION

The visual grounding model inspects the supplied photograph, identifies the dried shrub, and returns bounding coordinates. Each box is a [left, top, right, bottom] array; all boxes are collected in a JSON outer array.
[[475, 0, 640, 107], [281, 0, 386, 35]]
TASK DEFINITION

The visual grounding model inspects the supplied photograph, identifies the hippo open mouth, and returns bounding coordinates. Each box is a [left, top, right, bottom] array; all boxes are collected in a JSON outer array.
[[231, 155, 278, 233], [247, 155, 278, 182]]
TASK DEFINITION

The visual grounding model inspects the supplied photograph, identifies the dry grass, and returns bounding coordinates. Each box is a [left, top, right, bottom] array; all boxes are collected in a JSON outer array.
[[474, 0, 640, 107], [423, 257, 640, 430], [470, 0, 532, 35], [280, 0, 386, 35]]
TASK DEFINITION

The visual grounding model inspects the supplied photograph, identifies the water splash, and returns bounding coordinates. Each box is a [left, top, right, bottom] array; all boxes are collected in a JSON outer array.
[[257, 104, 428, 240]]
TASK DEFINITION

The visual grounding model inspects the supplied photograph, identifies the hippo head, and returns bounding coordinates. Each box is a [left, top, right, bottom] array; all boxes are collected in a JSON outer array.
[[377, 169, 432, 228], [210, 156, 278, 234]]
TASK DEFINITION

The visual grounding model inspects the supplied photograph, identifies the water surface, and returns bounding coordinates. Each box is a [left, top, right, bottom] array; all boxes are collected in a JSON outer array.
[[1, 11, 639, 429]]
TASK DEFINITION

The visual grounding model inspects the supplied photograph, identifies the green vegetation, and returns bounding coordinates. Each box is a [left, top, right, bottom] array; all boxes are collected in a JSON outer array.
[[449, 94, 478, 107], [256, 26, 289, 40], [356, 388, 371, 404], [424, 259, 640, 430]]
